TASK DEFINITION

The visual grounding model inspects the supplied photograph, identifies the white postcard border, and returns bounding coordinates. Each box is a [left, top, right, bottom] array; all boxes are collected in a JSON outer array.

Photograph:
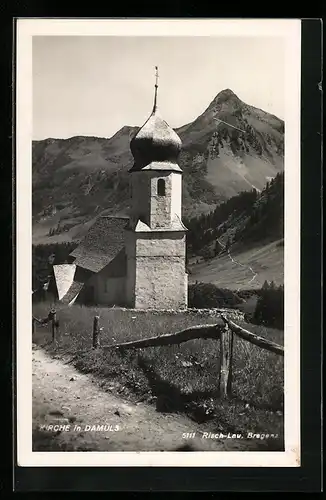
[[16, 18, 301, 467]]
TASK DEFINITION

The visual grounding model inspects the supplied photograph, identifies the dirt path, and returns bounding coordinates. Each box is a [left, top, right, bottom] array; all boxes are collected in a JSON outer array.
[[32, 345, 252, 452]]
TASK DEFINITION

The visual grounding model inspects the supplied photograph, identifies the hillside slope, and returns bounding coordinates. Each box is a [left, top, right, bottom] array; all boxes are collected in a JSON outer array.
[[32, 89, 284, 245], [187, 172, 284, 290], [188, 239, 284, 291]]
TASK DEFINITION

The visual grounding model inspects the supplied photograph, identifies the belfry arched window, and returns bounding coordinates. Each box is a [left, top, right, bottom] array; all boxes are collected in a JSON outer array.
[[157, 179, 166, 196]]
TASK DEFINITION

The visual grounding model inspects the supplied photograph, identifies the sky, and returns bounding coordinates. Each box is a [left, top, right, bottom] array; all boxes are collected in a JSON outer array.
[[33, 36, 285, 140]]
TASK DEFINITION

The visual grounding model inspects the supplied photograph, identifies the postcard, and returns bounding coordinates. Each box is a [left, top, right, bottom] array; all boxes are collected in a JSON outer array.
[[16, 18, 301, 467]]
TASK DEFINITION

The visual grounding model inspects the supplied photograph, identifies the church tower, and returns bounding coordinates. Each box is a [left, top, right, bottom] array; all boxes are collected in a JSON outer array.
[[125, 67, 188, 309]]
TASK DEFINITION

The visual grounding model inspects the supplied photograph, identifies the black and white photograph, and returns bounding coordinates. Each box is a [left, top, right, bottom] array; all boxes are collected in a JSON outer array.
[[16, 19, 301, 467]]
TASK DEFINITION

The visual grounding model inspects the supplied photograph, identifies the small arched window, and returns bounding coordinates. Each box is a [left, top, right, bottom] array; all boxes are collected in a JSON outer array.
[[157, 179, 166, 196]]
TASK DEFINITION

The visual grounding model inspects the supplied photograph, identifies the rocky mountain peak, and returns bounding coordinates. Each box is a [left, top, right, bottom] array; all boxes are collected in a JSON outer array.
[[216, 88, 239, 99]]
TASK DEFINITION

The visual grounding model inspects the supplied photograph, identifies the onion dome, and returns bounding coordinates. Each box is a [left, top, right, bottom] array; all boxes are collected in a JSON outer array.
[[129, 67, 182, 173]]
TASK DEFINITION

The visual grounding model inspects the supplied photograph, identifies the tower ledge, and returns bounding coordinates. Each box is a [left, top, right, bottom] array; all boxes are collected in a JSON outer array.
[[127, 214, 187, 233], [128, 160, 182, 173]]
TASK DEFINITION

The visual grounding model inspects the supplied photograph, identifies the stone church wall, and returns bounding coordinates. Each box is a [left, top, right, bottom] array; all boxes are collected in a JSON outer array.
[[135, 256, 187, 309], [133, 231, 187, 309]]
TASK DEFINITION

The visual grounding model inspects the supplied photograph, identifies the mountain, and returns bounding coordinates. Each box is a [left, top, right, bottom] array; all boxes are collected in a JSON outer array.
[[186, 172, 284, 291], [32, 89, 284, 244]]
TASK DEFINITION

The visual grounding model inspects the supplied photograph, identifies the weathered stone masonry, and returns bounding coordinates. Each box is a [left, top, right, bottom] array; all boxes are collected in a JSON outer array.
[[126, 80, 188, 309]]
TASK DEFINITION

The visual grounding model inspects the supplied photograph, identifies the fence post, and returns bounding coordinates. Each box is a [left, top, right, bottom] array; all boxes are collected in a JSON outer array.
[[93, 316, 100, 348], [50, 309, 58, 343], [219, 323, 234, 398]]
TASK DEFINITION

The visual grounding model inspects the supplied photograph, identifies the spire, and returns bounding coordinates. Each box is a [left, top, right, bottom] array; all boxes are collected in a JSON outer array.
[[153, 66, 159, 112], [129, 66, 182, 173]]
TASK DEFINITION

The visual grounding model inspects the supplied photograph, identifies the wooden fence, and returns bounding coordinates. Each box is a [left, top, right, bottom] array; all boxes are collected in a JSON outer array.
[[33, 309, 284, 399], [33, 309, 60, 344]]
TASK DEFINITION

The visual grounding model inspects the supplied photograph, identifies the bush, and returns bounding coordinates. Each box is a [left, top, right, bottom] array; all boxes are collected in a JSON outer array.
[[253, 281, 284, 329], [188, 282, 242, 309]]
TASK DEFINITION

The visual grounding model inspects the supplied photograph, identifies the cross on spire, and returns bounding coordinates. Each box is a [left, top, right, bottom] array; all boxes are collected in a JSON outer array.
[[155, 66, 159, 87], [153, 65, 159, 112]]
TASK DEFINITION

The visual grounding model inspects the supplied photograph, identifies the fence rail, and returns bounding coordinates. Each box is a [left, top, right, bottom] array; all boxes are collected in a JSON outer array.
[[101, 320, 225, 351], [33, 308, 283, 398], [221, 315, 284, 357]]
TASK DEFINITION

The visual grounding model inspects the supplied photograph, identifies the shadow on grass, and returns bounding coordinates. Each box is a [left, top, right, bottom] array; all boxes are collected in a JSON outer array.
[[137, 355, 219, 423], [137, 354, 284, 451]]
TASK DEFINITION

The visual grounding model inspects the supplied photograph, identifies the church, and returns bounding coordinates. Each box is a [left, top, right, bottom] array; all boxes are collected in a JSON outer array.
[[50, 70, 188, 310]]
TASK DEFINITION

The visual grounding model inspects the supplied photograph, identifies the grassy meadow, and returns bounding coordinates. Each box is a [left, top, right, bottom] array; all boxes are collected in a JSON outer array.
[[188, 239, 284, 291], [33, 302, 284, 450]]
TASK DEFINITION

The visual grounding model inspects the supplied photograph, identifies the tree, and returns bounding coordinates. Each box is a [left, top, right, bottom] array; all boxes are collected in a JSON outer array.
[[253, 281, 284, 329], [214, 240, 222, 257], [188, 282, 242, 309]]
